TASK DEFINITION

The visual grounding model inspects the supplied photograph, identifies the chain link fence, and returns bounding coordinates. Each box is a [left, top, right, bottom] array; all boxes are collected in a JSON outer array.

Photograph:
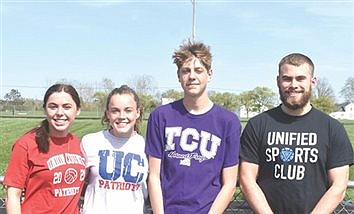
[[224, 183, 354, 214], [1, 176, 354, 213]]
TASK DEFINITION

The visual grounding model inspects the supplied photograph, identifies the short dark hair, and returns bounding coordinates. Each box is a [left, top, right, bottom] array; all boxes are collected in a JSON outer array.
[[278, 53, 314, 76]]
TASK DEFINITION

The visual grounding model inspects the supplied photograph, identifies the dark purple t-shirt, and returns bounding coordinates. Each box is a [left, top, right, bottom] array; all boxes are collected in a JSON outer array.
[[145, 99, 241, 213]]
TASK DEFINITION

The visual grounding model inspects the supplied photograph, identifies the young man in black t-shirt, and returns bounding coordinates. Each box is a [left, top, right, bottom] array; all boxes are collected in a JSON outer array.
[[240, 53, 353, 214]]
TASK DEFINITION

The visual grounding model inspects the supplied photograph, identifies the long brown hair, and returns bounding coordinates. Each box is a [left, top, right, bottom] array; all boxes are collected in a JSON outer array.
[[32, 84, 80, 153]]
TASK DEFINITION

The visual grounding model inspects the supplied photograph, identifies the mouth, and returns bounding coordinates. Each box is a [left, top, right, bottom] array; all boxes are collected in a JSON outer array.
[[114, 121, 129, 127], [286, 90, 303, 97], [53, 118, 68, 125], [288, 92, 298, 97], [186, 83, 199, 87]]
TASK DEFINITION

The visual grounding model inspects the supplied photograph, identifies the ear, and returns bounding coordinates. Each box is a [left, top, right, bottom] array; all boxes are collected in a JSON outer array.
[[136, 108, 141, 119], [104, 110, 109, 119], [208, 69, 213, 81], [311, 76, 318, 88], [177, 70, 181, 83], [76, 108, 81, 116], [276, 75, 280, 88]]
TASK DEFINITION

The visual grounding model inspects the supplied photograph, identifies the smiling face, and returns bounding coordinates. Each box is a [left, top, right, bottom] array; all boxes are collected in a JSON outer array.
[[44, 91, 81, 137], [277, 63, 317, 114], [178, 57, 212, 98], [106, 93, 140, 138]]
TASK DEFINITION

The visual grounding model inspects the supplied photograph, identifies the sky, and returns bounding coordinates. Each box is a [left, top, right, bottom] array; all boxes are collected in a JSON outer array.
[[0, 0, 353, 102]]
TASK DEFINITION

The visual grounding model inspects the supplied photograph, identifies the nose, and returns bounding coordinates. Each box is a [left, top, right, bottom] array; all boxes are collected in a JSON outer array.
[[289, 79, 299, 89], [56, 107, 64, 115], [118, 111, 126, 118], [189, 69, 197, 79]]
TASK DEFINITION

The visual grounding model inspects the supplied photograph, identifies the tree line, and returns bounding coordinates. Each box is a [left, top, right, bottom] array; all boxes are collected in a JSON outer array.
[[1, 75, 353, 118]]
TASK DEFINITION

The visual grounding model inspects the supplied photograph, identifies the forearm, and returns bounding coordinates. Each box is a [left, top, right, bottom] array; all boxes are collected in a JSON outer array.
[[208, 184, 236, 214], [6, 187, 22, 214], [241, 183, 273, 214], [312, 165, 350, 214], [239, 161, 273, 214], [311, 185, 347, 214], [6, 199, 21, 214], [148, 176, 164, 214]]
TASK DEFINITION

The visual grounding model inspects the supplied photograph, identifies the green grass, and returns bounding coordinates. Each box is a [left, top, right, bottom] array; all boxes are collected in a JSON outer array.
[[341, 121, 354, 180]]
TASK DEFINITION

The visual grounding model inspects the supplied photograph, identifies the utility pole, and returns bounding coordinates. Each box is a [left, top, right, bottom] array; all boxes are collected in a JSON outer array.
[[191, 0, 196, 41]]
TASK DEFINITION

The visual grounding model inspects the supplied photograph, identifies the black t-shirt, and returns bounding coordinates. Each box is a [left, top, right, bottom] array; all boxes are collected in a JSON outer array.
[[240, 105, 353, 214]]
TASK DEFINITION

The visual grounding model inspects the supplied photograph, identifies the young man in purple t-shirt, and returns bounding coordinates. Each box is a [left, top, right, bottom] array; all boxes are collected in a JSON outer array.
[[145, 40, 241, 213]]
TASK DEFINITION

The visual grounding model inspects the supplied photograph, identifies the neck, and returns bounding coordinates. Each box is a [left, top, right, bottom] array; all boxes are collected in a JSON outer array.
[[183, 96, 213, 115], [50, 133, 69, 138], [280, 103, 312, 116], [109, 128, 136, 138], [49, 127, 69, 138]]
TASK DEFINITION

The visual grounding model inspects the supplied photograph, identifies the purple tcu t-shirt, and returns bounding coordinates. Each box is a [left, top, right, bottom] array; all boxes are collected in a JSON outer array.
[[145, 99, 241, 213]]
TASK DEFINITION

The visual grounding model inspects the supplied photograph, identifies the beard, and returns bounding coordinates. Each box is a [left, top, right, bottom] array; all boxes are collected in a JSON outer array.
[[279, 87, 312, 110]]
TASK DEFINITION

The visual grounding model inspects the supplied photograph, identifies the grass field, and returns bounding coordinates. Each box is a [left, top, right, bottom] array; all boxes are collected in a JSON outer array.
[[0, 117, 353, 198]]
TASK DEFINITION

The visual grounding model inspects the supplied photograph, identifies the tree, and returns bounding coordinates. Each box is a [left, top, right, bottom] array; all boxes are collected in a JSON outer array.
[[209, 91, 240, 112], [93, 91, 108, 117], [22, 98, 42, 112], [101, 78, 115, 94], [161, 89, 183, 100], [311, 77, 336, 113], [252, 87, 276, 112], [128, 75, 160, 113], [4, 89, 22, 102], [314, 77, 336, 102], [128, 74, 157, 96], [4, 89, 24, 115], [340, 77, 354, 103], [311, 96, 336, 114], [138, 93, 159, 119], [239, 90, 257, 119], [77, 82, 95, 104], [237, 87, 276, 119]]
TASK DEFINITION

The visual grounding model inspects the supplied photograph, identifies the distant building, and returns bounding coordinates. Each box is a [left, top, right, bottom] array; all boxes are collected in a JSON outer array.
[[238, 105, 268, 119], [329, 102, 354, 120]]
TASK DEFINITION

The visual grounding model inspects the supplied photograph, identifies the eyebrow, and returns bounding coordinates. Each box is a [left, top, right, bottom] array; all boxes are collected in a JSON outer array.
[[280, 74, 307, 79], [47, 102, 73, 106]]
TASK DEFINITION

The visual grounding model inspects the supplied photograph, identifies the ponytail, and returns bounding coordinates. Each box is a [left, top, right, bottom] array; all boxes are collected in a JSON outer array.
[[34, 119, 50, 153]]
